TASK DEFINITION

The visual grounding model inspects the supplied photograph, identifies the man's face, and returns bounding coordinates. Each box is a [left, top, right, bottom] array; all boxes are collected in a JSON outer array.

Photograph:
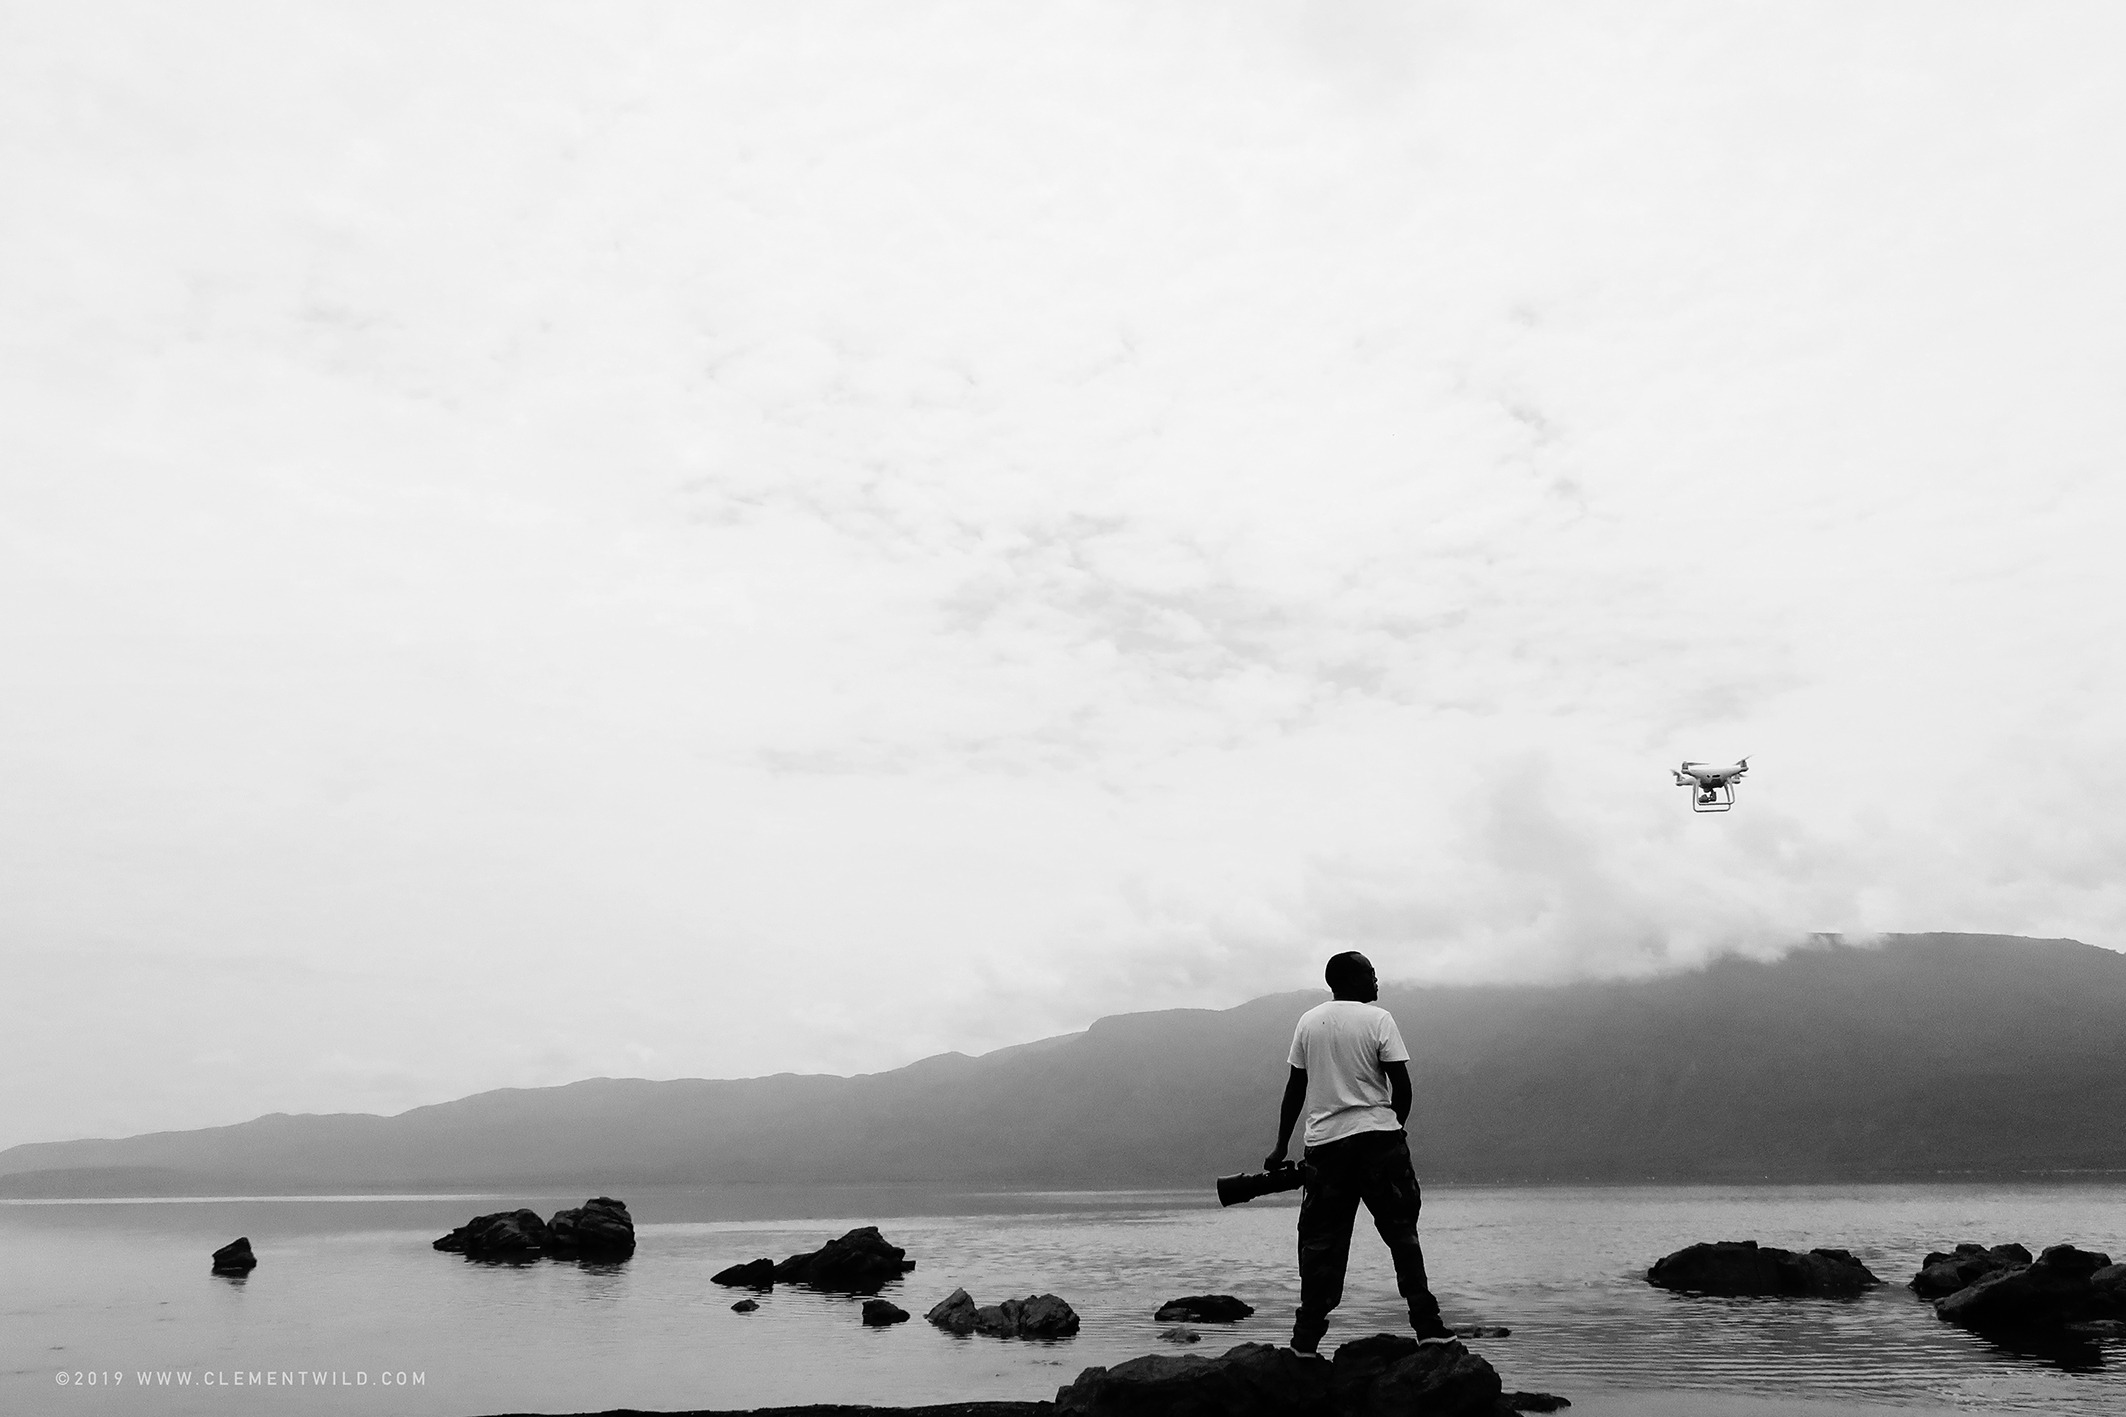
[[1354, 961, 1378, 1002]]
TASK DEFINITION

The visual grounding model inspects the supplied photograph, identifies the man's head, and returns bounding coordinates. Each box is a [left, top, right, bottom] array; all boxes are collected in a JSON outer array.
[[1325, 951, 1378, 1003]]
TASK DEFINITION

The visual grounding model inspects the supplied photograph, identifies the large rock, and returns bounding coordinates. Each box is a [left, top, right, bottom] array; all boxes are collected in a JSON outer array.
[[1155, 1295, 1255, 1323], [928, 1288, 979, 1335], [1935, 1244, 2118, 1332], [1647, 1240, 1880, 1297], [928, 1288, 1079, 1339], [772, 1226, 916, 1292], [1910, 1242, 2031, 1298], [1055, 1341, 1333, 1417], [977, 1294, 1082, 1339], [431, 1209, 552, 1259], [1056, 1337, 1517, 1417], [712, 1257, 777, 1288], [547, 1197, 635, 1259], [1331, 1334, 1505, 1417], [862, 1299, 911, 1326], [210, 1237, 256, 1274]]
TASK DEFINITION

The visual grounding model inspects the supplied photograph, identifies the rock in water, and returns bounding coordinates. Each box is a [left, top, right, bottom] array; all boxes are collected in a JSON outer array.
[[862, 1299, 911, 1326], [771, 1226, 916, 1292], [1159, 1326, 1202, 1344], [731, 1299, 759, 1312], [1911, 1242, 2031, 1298], [928, 1289, 1079, 1339], [1055, 1341, 1333, 1417], [1506, 1392, 1573, 1412], [1936, 1244, 2117, 1332], [1016, 1294, 1081, 1339], [1463, 1325, 1513, 1338], [210, 1238, 257, 1274], [712, 1258, 777, 1289], [1330, 1334, 1504, 1417], [431, 1209, 552, 1259], [1056, 1336, 1510, 1417], [547, 1197, 635, 1259], [1155, 1294, 1255, 1322], [927, 1288, 979, 1336], [1646, 1240, 1881, 1297]]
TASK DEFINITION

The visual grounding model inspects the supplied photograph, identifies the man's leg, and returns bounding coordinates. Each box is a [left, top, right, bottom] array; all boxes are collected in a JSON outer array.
[[1293, 1143, 1362, 1353], [1355, 1131, 1450, 1337]]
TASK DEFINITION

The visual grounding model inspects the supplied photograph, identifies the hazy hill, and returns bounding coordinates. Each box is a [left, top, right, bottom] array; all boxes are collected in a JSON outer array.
[[4, 933, 2121, 1196]]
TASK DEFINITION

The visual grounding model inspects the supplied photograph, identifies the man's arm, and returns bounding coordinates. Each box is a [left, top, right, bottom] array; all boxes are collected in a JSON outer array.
[[1385, 1059, 1412, 1127], [1266, 1066, 1307, 1170]]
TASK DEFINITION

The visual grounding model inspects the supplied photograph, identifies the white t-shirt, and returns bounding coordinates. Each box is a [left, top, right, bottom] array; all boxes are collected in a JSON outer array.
[[1287, 999, 1410, 1147]]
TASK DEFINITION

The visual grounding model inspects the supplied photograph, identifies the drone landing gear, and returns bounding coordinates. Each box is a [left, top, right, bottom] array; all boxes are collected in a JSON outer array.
[[1692, 783, 1735, 813]]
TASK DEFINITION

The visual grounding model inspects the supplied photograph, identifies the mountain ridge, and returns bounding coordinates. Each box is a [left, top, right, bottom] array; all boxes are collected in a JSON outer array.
[[5, 933, 2121, 1196]]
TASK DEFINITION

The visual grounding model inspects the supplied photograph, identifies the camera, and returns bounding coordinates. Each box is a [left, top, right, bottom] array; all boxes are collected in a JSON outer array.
[[1215, 1161, 1304, 1207]]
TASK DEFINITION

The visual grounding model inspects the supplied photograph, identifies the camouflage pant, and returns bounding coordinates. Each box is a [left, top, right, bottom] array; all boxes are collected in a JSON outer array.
[[1295, 1128, 1440, 1325]]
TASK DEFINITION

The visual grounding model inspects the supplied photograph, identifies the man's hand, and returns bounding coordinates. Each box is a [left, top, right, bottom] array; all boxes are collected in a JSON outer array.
[[1263, 1149, 1287, 1172]]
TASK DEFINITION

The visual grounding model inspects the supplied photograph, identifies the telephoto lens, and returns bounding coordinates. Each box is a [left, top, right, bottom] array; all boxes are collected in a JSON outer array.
[[1215, 1163, 1305, 1207]]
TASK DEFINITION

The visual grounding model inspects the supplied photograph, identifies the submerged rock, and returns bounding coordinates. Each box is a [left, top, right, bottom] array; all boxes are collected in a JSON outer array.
[[712, 1257, 777, 1289], [432, 1209, 552, 1259], [730, 1298, 758, 1312], [1935, 1244, 2118, 1332], [1463, 1325, 1513, 1338], [862, 1299, 911, 1327], [210, 1237, 257, 1274], [772, 1226, 916, 1292], [1159, 1325, 1202, 1344], [1155, 1294, 1255, 1323], [1506, 1392, 1573, 1412], [547, 1197, 635, 1259], [1911, 1242, 2031, 1298], [1647, 1240, 1880, 1297]]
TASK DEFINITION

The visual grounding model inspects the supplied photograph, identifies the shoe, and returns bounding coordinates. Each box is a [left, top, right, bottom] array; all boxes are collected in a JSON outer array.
[[1410, 1316, 1457, 1344], [1291, 1313, 1328, 1355]]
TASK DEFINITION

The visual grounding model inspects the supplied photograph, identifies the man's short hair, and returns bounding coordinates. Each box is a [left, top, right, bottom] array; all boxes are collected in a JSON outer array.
[[1325, 951, 1372, 995]]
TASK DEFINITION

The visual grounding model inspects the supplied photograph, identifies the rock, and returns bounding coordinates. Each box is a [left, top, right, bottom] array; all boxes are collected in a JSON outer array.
[[1910, 1242, 2031, 1298], [972, 1294, 1081, 1339], [2066, 1319, 2126, 1339], [1017, 1294, 1081, 1339], [2093, 1262, 2126, 1311], [1159, 1326, 1201, 1344], [1330, 1334, 1505, 1417], [862, 1299, 910, 1326], [1936, 1244, 2117, 1332], [771, 1226, 917, 1292], [1506, 1393, 1572, 1412], [546, 1197, 635, 1259], [929, 1289, 1080, 1339], [1055, 1340, 1333, 1417], [731, 1299, 758, 1312], [928, 1288, 979, 1335], [210, 1237, 256, 1274], [1155, 1294, 1255, 1323], [1463, 1325, 1512, 1338], [431, 1209, 552, 1259], [712, 1258, 777, 1289], [1646, 1240, 1881, 1297]]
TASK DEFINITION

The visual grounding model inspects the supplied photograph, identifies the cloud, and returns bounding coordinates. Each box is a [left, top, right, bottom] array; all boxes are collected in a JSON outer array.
[[1, 3, 2122, 1147]]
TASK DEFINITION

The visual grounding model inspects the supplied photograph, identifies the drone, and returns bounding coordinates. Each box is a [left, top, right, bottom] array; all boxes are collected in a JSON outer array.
[[1674, 757, 1749, 812]]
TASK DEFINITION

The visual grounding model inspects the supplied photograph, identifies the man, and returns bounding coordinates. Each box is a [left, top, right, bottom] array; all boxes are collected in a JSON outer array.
[[1266, 950, 1451, 1354]]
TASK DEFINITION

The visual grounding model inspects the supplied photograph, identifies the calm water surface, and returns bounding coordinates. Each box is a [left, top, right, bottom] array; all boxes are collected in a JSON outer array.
[[4, 1182, 2121, 1416]]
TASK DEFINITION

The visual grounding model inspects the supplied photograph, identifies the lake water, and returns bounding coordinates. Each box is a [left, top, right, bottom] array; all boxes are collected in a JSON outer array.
[[5, 1182, 2121, 1416]]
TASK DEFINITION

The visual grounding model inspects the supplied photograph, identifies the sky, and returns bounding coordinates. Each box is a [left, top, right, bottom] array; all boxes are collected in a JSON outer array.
[[3, 2, 2122, 1153]]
